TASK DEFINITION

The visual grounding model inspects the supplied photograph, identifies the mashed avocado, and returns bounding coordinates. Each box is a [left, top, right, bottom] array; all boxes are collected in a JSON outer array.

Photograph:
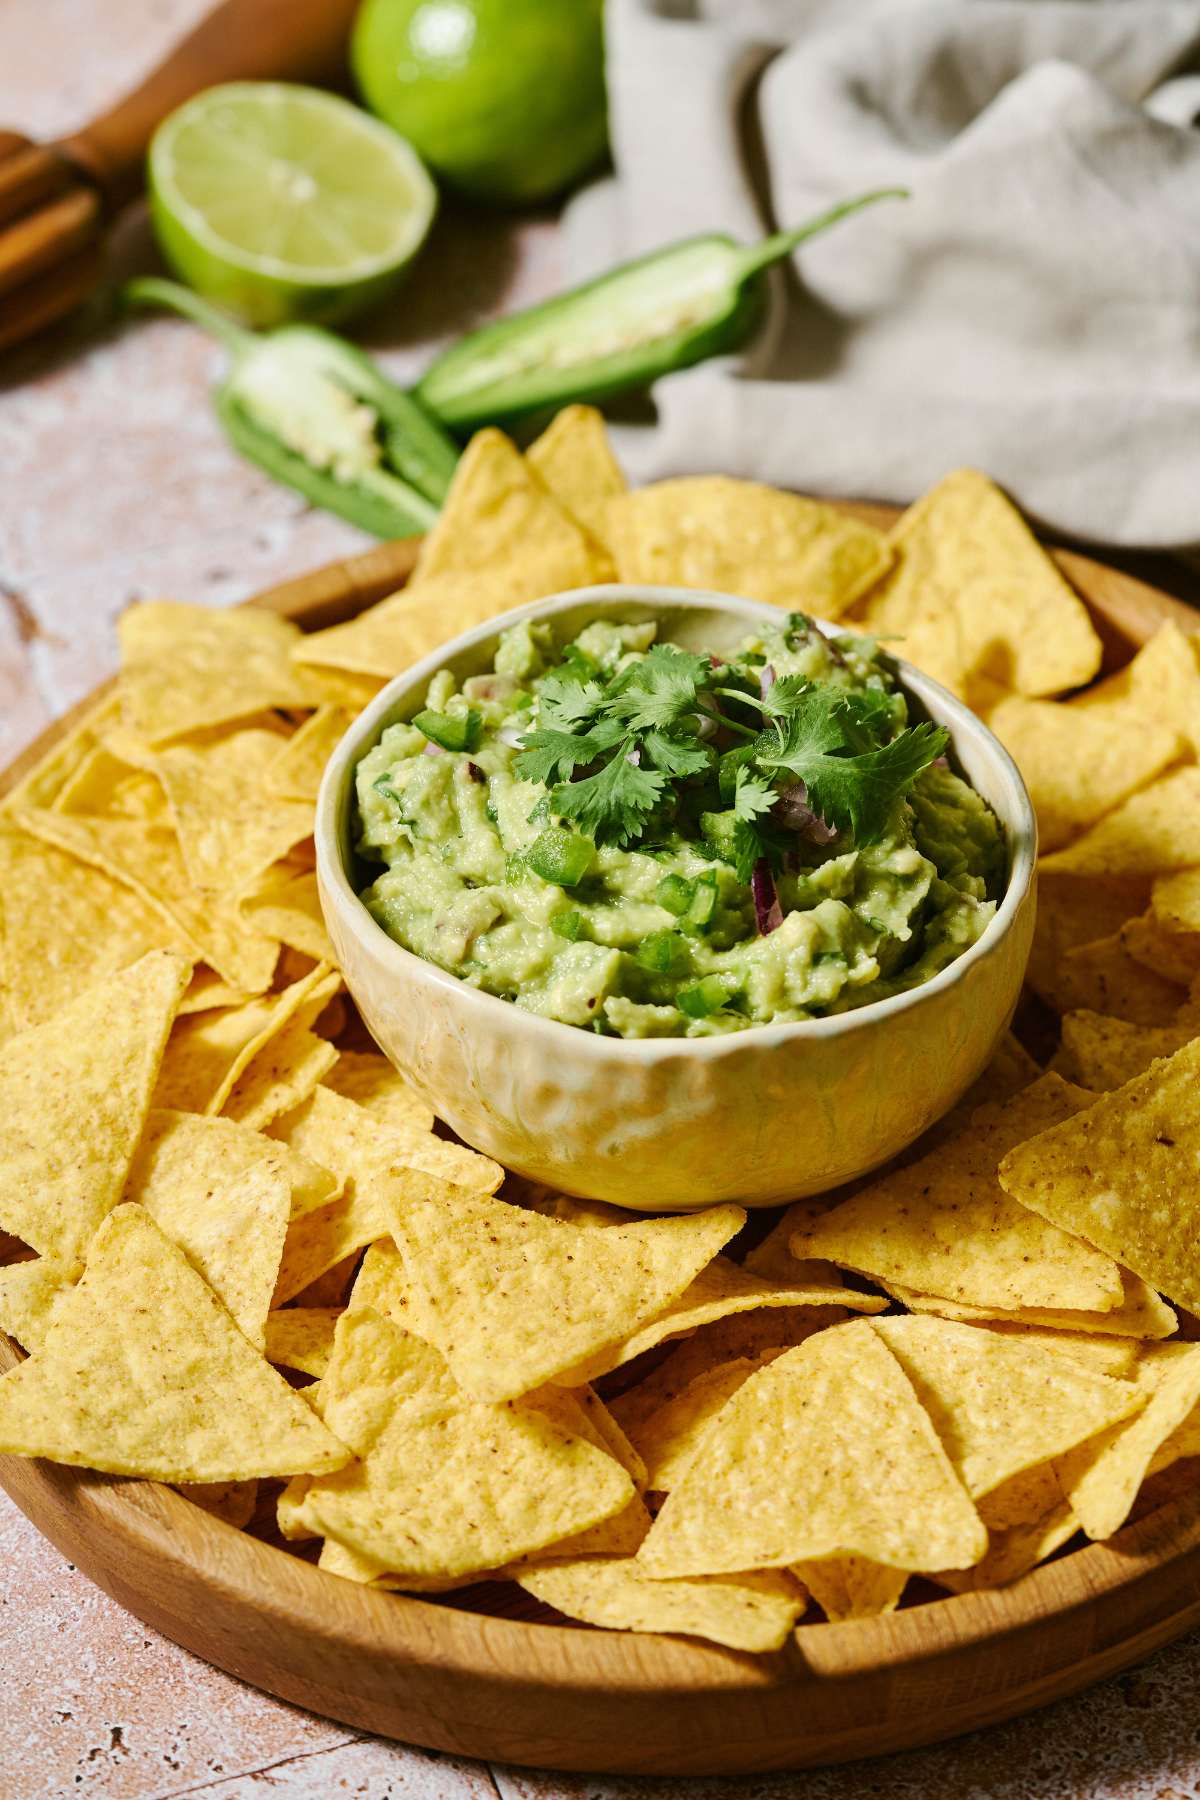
[[353, 614, 1004, 1038]]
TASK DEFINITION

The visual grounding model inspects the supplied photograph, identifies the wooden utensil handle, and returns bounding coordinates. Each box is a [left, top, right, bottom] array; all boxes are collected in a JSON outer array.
[[53, 0, 363, 209]]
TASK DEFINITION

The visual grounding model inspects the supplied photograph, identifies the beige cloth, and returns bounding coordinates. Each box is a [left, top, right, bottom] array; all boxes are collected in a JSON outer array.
[[566, 0, 1200, 547]]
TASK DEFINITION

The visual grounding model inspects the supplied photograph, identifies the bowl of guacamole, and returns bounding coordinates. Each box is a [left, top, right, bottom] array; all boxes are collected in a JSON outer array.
[[317, 586, 1036, 1208]]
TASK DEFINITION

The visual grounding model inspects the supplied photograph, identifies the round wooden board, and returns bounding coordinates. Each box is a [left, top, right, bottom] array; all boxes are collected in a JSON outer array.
[[2, 513, 1200, 1777]]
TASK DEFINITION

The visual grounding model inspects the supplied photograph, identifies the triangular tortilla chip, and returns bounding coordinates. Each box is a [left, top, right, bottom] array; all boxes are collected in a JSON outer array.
[[790, 1556, 909, 1623], [1, 694, 123, 819], [1041, 767, 1200, 879], [638, 1321, 987, 1578], [614, 1356, 767, 1493], [386, 1191, 744, 1401], [1120, 912, 1200, 988], [320, 1051, 434, 1134], [871, 1316, 1144, 1504], [0, 824, 191, 1033], [178, 1479, 258, 1527], [273, 1083, 498, 1205], [118, 601, 314, 744], [148, 727, 314, 897], [237, 863, 335, 966], [517, 1558, 806, 1653], [221, 1021, 338, 1130], [126, 1109, 339, 1223], [0, 1255, 76, 1352], [153, 963, 339, 1115], [298, 1309, 633, 1578], [1039, 933, 1185, 1026], [0, 950, 189, 1264], [1056, 1011, 1195, 1093], [16, 806, 278, 994], [854, 470, 1101, 700], [1055, 1344, 1200, 1539], [883, 1268, 1176, 1340], [0, 1206, 349, 1480], [607, 476, 891, 619], [136, 1153, 290, 1350], [266, 706, 351, 803], [1072, 620, 1200, 752], [932, 1504, 1080, 1593], [987, 692, 1181, 853], [264, 1307, 339, 1378], [526, 404, 626, 556], [791, 1077, 1122, 1314], [998, 1039, 1200, 1312]]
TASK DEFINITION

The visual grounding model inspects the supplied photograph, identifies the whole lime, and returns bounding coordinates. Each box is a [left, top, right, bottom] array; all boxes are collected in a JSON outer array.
[[350, 0, 607, 206]]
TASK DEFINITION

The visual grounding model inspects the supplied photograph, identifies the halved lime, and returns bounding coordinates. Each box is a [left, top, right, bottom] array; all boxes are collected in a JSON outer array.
[[147, 82, 437, 327]]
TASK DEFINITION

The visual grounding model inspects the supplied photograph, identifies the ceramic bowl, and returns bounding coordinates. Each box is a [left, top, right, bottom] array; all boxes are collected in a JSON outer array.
[[316, 586, 1036, 1211]]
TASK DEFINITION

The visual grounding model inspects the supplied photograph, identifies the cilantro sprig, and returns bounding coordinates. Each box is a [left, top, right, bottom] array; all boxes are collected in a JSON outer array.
[[513, 621, 948, 870]]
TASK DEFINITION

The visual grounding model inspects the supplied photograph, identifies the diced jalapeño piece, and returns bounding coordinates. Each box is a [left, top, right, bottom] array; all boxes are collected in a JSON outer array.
[[413, 708, 482, 753], [655, 873, 694, 917], [527, 827, 594, 887], [551, 909, 584, 941], [634, 930, 689, 975], [683, 873, 718, 931], [677, 974, 736, 1018]]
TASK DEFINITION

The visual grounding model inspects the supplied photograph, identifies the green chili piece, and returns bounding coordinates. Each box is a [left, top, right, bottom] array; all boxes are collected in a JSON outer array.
[[634, 930, 689, 975], [550, 909, 585, 941], [527, 828, 594, 887], [677, 974, 737, 1019], [655, 873, 695, 917], [413, 709, 482, 753]]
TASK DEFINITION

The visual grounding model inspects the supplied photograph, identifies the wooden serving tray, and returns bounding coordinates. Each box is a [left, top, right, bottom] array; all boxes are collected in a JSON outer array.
[[2, 514, 1200, 1778]]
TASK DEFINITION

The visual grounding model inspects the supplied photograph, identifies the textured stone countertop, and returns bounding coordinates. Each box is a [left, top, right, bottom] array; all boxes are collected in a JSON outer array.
[[3, 5, 1200, 1796]]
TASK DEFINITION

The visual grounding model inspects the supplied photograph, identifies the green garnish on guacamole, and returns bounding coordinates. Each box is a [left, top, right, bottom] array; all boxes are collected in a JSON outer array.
[[353, 614, 1005, 1038]]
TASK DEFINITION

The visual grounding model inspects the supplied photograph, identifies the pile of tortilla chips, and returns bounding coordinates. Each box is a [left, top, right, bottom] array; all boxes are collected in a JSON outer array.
[[3, 406, 1200, 1657]]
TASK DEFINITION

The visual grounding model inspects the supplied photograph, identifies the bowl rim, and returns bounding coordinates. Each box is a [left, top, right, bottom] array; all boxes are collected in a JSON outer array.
[[315, 583, 1036, 1062]]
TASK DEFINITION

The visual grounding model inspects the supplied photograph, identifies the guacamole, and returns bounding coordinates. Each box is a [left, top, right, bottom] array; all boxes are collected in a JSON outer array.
[[353, 613, 1004, 1038]]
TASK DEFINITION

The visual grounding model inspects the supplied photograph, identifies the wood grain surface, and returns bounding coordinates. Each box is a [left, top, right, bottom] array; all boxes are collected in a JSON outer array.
[[3, 530, 1200, 1778]]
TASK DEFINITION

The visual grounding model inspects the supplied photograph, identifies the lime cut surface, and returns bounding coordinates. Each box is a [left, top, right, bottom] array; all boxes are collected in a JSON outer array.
[[148, 82, 437, 326]]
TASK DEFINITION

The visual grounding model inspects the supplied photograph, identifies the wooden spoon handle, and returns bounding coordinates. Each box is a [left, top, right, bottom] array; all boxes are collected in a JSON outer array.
[[53, 0, 363, 209]]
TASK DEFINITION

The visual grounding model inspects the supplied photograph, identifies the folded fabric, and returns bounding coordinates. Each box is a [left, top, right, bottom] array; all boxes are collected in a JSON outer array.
[[567, 0, 1200, 547]]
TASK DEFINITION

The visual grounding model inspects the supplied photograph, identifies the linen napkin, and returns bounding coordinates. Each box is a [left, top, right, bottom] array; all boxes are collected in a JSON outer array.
[[565, 0, 1200, 547]]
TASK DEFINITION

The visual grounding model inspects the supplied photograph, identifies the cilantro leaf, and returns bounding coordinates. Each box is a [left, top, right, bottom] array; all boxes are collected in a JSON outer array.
[[536, 670, 607, 731], [553, 749, 667, 846], [605, 643, 713, 732], [640, 730, 712, 778], [732, 766, 777, 822], [514, 717, 624, 787], [758, 719, 948, 844], [732, 818, 766, 885]]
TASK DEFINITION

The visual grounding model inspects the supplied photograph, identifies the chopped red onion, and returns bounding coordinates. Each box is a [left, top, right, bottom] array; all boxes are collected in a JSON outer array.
[[496, 722, 526, 749], [751, 858, 784, 935], [758, 663, 776, 701], [422, 741, 444, 758], [773, 780, 839, 845]]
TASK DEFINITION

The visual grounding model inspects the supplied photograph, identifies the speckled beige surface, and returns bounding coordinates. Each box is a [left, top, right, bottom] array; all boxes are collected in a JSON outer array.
[[4, 6, 1200, 1796]]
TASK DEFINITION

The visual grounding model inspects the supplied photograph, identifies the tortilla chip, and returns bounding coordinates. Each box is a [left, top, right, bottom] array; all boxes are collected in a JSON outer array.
[[1057, 1010, 1195, 1093], [1073, 620, 1200, 750], [386, 1192, 743, 1402], [0, 823, 191, 1034], [1151, 866, 1200, 939], [298, 1309, 633, 1578], [790, 1077, 1122, 1314], [965, 1324, 1146, 1381], [411, 427, 596, 588], [118, 601, 314, 744], [0, 951, 189, 1264], [127, 1108, 338, 1224], [292, 547, 598, 682], [0, 1255, 76, 1353], [264, 1307, 339, 1378], [16, 806, 278, 995], [51, 740, 167, 820], [178, 969, 258, 1015], [149, 727, 314, 897], [1035, 934, 1185, 1026], [0, 1206, 349, 1480], [315, 1535, 483, 1592], [1041, 767, 1200, 879], [1027, 873, 1151, 1007], [986, 694, 1180, 853], [607, 475, 890, 620], [0, 693, 122, 817], [526, 404, 626, 556], [790, 1557, 909, 1623], [238, 863, 335, 966], [871, 1316, 1143, 1505], [932, 1504, 1080, 1593], [178, 1480, 258, 1528], [999, 1038, 1200, 1312], [638, 1321, 987, 1578], [854, 470, 1101, 701], [153, 963, 339, 1115], [885, 1268, 1176, 1340], [615, 1356, 766, 1493], [221, 1021, 339, 1131], [136, 1153, 290, 1351], [1055, 1344, 1200, 1539], [266, 706, 350, 803], [321, 1051, 435, 1134], [1120, 911, 1200, 987], [518, 1558, 805, 1653], [274, 1083, 498, 1196]]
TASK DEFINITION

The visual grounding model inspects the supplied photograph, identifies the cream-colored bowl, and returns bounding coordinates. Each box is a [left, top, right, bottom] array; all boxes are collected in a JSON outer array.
[[316, 586, 1036, 1211]]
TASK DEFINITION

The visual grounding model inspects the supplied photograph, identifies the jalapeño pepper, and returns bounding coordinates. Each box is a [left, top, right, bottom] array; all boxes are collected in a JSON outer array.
[[414, 188, 906, 429], [122, 277, 459, 538]]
